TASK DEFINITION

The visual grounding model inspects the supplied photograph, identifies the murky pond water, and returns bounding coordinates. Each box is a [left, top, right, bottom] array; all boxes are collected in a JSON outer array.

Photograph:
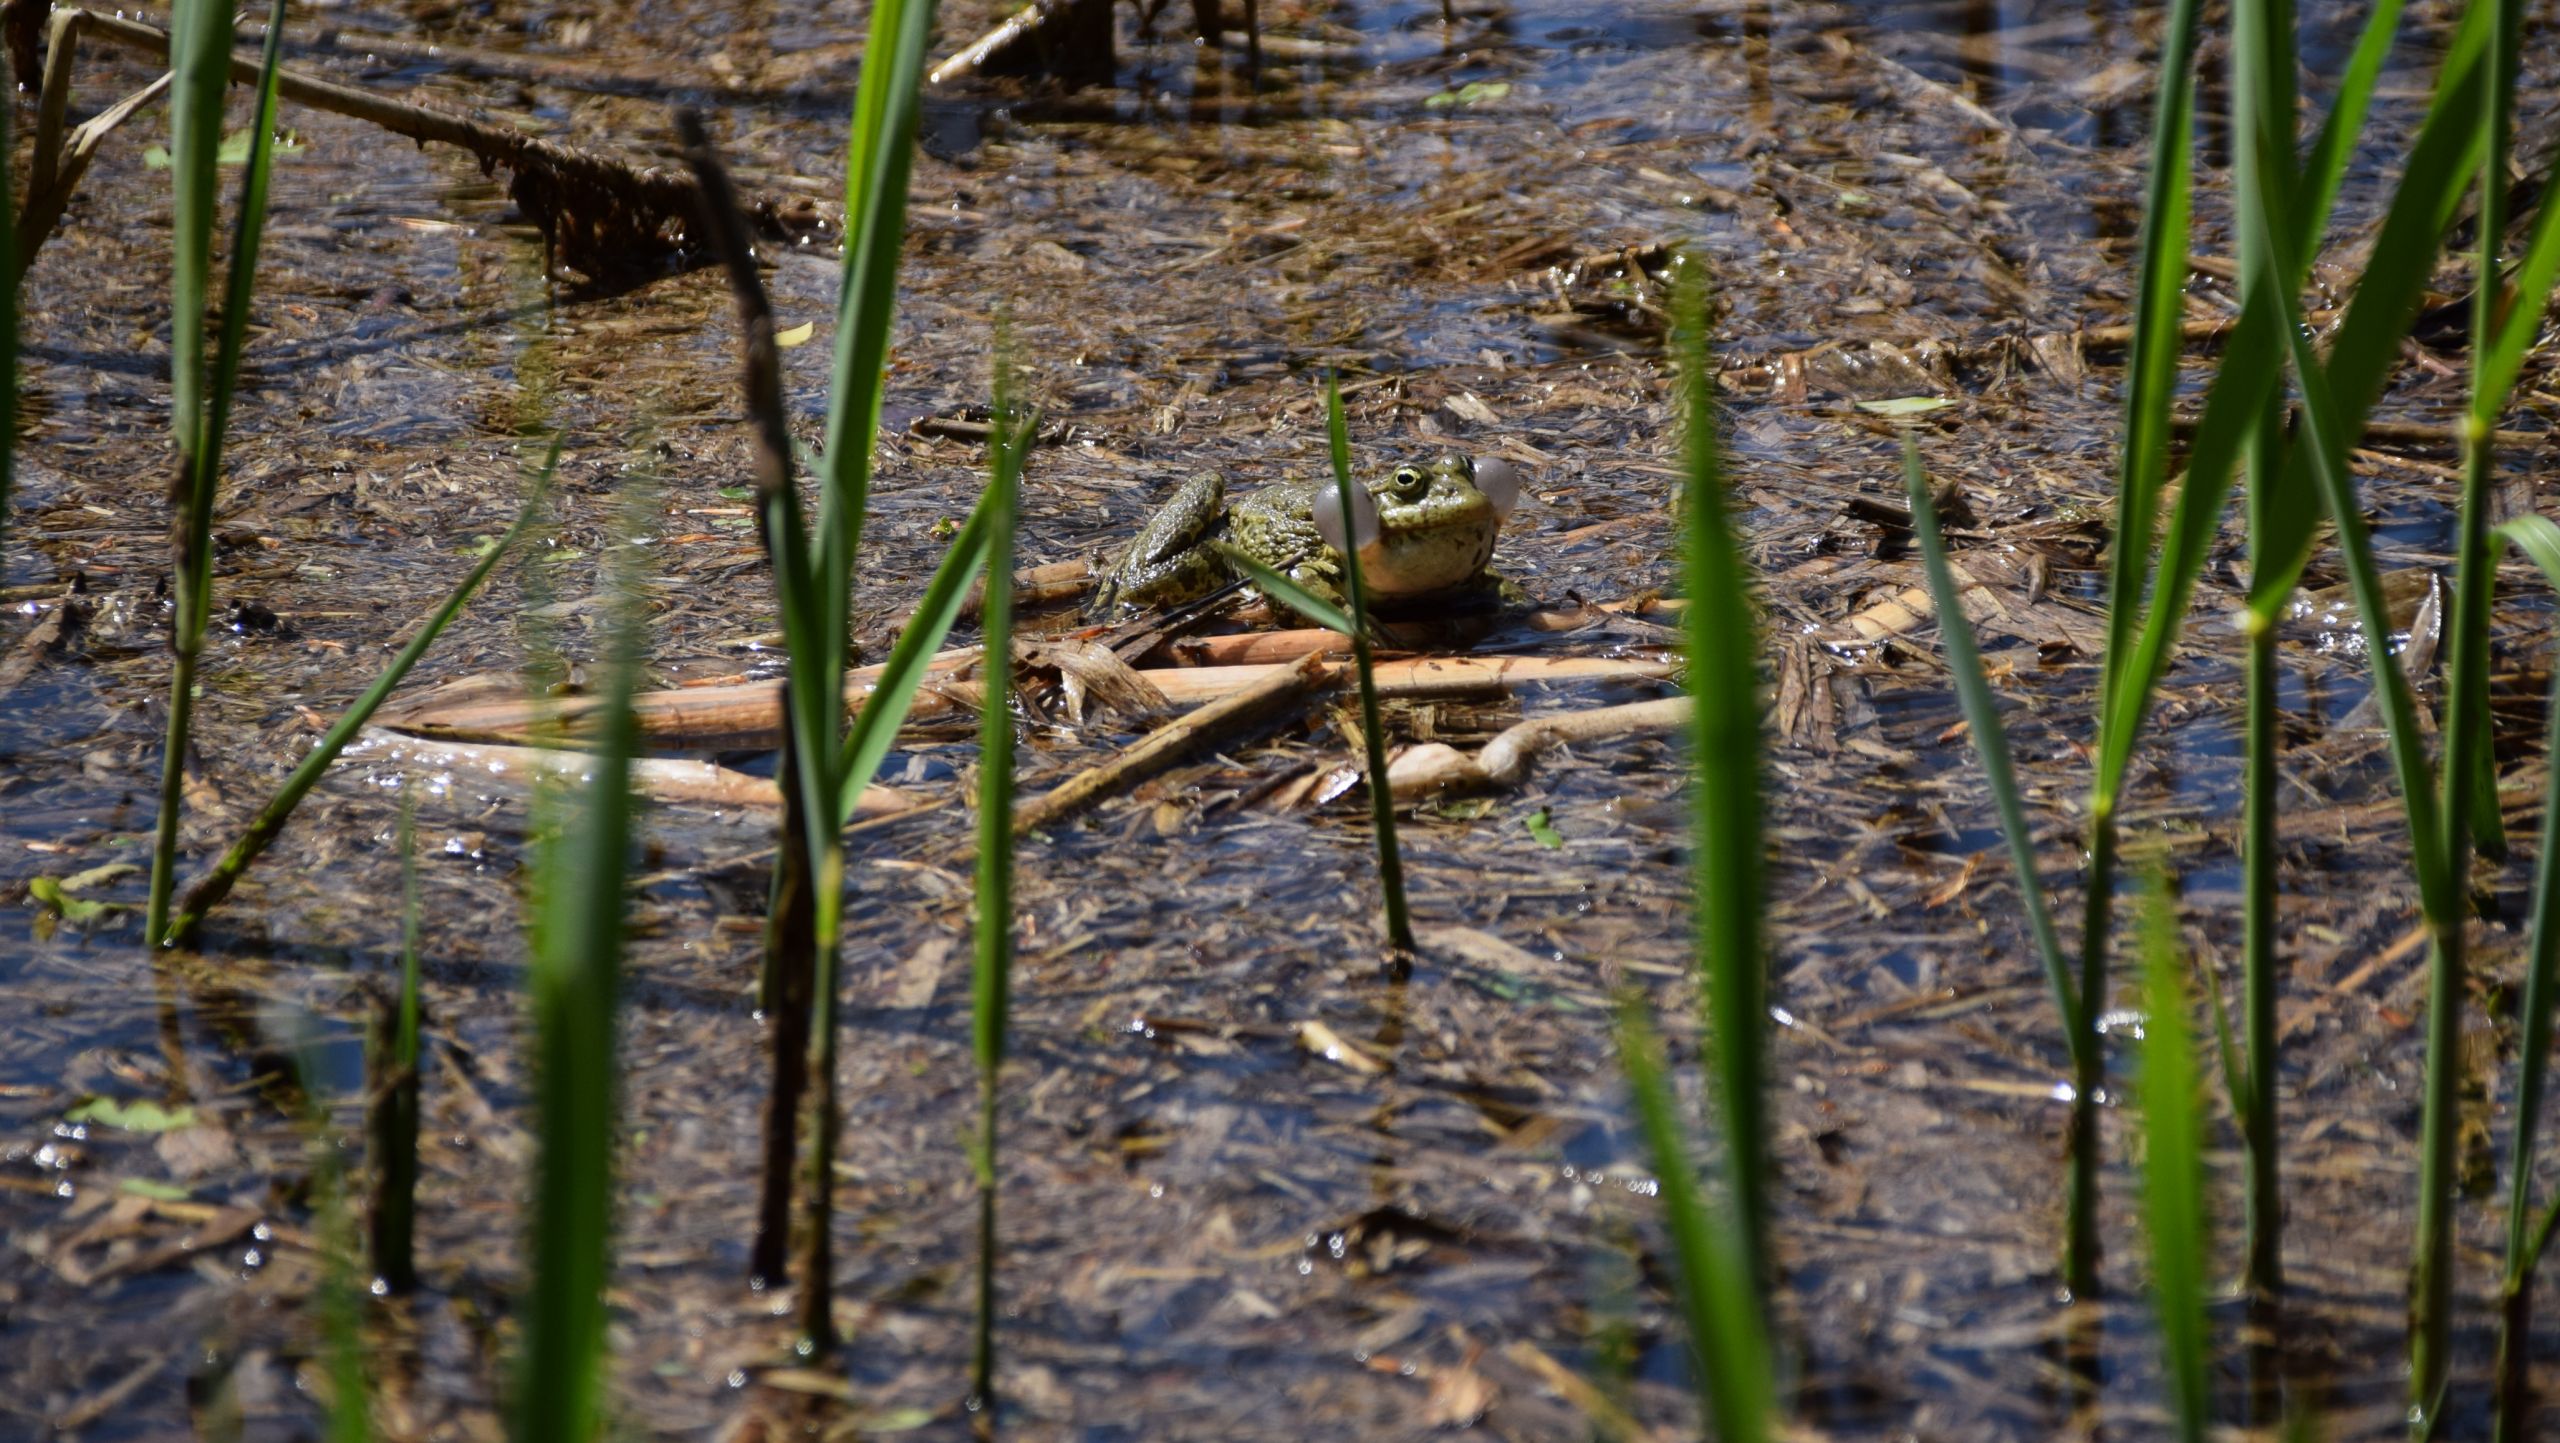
[[5, 0, 2559, 1437]]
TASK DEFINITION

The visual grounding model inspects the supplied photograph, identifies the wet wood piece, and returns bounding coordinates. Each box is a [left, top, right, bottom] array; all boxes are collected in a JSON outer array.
[[1382, 696, 1691, 800], [1819, 551, 2104, 656], [955, 558, 1097, 620], [378, 652, 1677, 748], [341, 728, 915, 815], [1011, 648, 1333, 837], [927, 0, 1116, 89]]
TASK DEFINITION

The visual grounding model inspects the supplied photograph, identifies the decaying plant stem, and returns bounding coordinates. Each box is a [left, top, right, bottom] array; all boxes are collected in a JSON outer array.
[[14, 7, 829, 278]]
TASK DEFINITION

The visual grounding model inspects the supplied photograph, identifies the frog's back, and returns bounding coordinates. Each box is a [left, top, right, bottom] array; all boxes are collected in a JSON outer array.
[[1228, 480, 1328, 566]]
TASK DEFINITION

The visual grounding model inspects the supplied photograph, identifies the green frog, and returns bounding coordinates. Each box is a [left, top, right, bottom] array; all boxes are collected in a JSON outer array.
[[1092, 454, 1519, 618]]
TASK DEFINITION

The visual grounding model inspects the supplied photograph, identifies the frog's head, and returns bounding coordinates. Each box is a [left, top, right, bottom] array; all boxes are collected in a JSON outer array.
[[1313, 454, 1520, 597]]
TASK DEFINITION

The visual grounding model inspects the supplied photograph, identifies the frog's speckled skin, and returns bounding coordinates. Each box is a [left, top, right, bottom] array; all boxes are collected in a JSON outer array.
[[1094, 455, 1503, 617]]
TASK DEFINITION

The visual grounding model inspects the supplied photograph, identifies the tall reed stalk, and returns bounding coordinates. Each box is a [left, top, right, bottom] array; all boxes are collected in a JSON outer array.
[[1668, 261, 1769, 1279], [1615, 260, 1772, 1443], [1322, 373, 1415, 954], [969, 361, 1029, 1414], [2205, 0, 2560, 1409], [145, 0, 289, 949], [2408, 0, 2517, 1407], [1908, 0, 2503, 1329], [2477, 21, 2560, 1431], [513, 499, 648, 1443], [369, 788, 424, 1296], [1196, 381, 1416, 950], [672, 0, 943, 1341], [1619, 1005, 1769, 1443], [2492, 518, 2560, 1440], [2228, 0, 2295, 1308]]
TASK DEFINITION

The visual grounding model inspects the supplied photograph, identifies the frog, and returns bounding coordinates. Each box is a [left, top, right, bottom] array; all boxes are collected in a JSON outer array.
[[1091, 453, 1520, 619]]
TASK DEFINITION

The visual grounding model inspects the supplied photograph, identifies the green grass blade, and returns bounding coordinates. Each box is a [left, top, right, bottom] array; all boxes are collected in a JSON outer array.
[[1902, 440, 2080, 1038], [316, 1119, 372, 1443], [969, 359, 1027, 1413], [2090, 0, 2201, 797], [2103, 283, 2284, 783], [197, 0, 289, 508], [2492, 514, 2560, 1436], [1670, 260, 1769, 1277], [163, 0, 232, 469], [2472, 0, 2524, 838], [2111, 2, 2485, 777], [2137, 874, 2209, 1443], [2196, 944, 2250, 1135], [2227, 0, 2296, 1306], [147, 0, 294, 948], [1323, 372, 1414, 954], [2232, 130, 2451, 917], [1618, 1001, 1771, 1443], [2244, 0, 2490, 617], [1213, 542, 1358, 637], [2293, 0, 2406, 259], [2495, 521, 2560, 1192], [369, 788, 424, 1296], [163, 441, 560, 947], [835, 491, 997, 826], [675, 112, 840, 866], [2442, 0, 2523, 906], [2232, 85, 2466, 1420], [1909, 436, 2098, 1291], [2478, 160, 2560, 411], [814, 0, 941, 669], [2531, 1197, 2560, 1284], [513, 510, 645, 1443]]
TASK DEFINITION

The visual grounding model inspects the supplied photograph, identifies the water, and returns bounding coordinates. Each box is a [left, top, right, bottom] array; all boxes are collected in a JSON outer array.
[[4, 0, 2551, 1437]]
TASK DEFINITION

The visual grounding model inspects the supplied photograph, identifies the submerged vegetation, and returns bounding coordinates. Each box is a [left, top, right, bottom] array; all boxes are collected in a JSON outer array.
[[11, 0, 2560, 1437]]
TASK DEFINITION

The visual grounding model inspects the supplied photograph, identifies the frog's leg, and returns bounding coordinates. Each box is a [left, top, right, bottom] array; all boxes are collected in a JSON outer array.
[[1268, 553, 1347, 624], [1092, 473, 1229, 614]]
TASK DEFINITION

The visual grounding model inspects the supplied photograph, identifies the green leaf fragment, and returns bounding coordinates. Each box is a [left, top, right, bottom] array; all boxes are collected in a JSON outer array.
[[1524, 808, 1565, 849], [1854, 396, 1952, 416], [119, 1178, 197, 1201], [144, 130, 301, 169], [62, 862, 140, 892], [1425, 80, 1511, 108], [67, 1097, 199, 1132], [28, 877, 116, 923]]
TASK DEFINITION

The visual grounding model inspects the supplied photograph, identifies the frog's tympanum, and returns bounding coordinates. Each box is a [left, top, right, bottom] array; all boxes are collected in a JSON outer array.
[[1094, 454, 1520, 618]]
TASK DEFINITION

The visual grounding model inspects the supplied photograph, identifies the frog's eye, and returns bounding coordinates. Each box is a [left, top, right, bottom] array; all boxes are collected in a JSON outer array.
[[1473, 457, 1520, 520], [1313, 480, 1380, 554], [1387, 465, 1430, 501]]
